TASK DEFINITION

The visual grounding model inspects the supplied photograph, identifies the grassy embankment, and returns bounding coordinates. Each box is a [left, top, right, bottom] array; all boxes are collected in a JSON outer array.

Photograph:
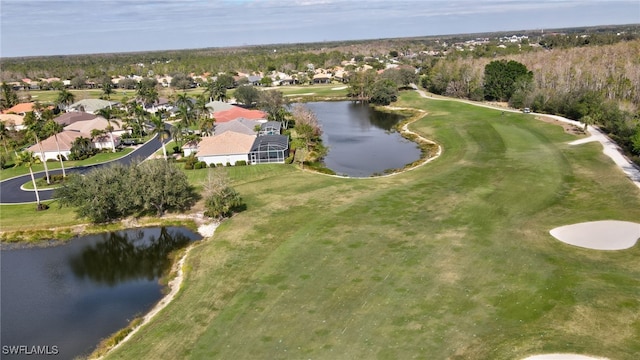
[[97, 92, 640, 359]]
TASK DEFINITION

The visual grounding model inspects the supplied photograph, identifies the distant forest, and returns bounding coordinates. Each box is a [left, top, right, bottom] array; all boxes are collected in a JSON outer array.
[[1, 24, 638, 81], [2, 24, 640, 164]]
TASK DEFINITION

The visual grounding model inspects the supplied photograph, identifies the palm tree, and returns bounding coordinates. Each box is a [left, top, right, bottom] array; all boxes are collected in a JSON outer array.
[[171, 120, 186, 150], [132, 104, 148, 137], [198, 116, 215, 137], [56, 89, 75, 111], [102, 82, 114, 100], [137, 83, 159, 110], [14, 151, 42, 207], [70, 136, 93, 160], [203, 80, 215, 102], [195, 94, 209, 121], [23, 111, 51, 184], [177, 103, 194, 127], [0, 121, 10, 156], [44, 120, 66, 178], [150, 114, 169, 160], [96, 107, 119, 152], [175, 92, 192, 109]]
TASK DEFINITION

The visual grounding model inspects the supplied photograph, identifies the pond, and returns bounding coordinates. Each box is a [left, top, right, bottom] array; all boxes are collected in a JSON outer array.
[[303, 101, 422, 177], [0, 227, 201, 360]]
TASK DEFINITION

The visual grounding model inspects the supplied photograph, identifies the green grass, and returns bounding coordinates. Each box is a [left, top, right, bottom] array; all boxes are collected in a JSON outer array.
[[0, 199, 78, 235], [0, 148, 133, 181], [96, 93, 640, 359]]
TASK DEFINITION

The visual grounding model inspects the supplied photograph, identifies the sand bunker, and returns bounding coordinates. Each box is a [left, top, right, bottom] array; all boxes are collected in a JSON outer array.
[[550, 220, 640, 250], [523, 354, 608, 360]]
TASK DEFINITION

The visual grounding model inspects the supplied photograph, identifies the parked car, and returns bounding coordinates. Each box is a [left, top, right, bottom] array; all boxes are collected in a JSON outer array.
[[522, 108, 531, 113]]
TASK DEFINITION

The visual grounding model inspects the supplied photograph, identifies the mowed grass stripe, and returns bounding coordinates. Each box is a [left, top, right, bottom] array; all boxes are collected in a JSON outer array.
[[105, 94, 640, 360]]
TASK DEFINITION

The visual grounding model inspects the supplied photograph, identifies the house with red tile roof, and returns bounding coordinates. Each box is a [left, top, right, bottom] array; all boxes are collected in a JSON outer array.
[[2, 102, 36, 115], [213, 106, 267, 123]]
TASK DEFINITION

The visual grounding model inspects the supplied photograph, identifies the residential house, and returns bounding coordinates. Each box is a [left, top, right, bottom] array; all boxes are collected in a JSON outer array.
[[144, 97, 172, 113], [65, 116, 125, 150], [53, 112, 97, 126], [27, 130, 86, 161], [259, 121, 281, 136], [247, 75, 262, 86], [213, 106, 267, 123], [215, 118, 262, 136], [0, 114, 26, 131], [2, 102, 36, 116], [205, 100, 235, 115], [313, 73, 332, 84], [194, 131, 256, 166], [249, 135, 289, 164], [68, 99, 119, 114]]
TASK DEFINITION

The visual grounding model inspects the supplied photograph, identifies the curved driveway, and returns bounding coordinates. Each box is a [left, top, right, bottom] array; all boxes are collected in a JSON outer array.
[[1, 135, 167, 204]]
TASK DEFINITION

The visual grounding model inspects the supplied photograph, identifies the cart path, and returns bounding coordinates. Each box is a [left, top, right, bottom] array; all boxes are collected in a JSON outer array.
[[414, 88, 640, 190]]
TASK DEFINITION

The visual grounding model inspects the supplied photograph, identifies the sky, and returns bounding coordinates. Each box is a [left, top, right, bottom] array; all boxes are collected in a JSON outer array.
[[1, 0, 638, 57]]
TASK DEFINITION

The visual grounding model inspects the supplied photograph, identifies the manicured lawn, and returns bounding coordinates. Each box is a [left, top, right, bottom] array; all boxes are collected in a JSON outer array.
[[100, 93, 640, 359], [0, 148, 133, 181], [0, 200, 78, 234]]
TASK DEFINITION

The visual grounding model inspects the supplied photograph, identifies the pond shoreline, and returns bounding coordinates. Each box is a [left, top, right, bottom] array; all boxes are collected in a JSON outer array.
[[302, 104, 441, 179]]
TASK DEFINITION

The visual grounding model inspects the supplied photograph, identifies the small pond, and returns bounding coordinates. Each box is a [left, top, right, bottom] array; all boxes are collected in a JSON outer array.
[[304, 101, 422, 177], [0, 227, 201, 360]]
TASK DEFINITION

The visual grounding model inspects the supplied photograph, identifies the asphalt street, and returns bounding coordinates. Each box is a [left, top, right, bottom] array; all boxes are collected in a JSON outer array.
[[0, 134, 166, 204]]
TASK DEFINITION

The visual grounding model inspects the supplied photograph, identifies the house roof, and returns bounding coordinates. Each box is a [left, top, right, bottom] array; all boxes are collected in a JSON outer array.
[[260, 121, 281, 131], [54, 112, 97, 126], [205, 100, 235, 113], [250, 135, 289, 152], [27, 130, 86, 153], [68, 99, 118, 114], [215, 118, 261, 136], [0, 113, 25, 127], [65, 117, 124, 133], [196, 131, 256, 156], [2, 102, 36, 114], [213, 107, 267, 123]]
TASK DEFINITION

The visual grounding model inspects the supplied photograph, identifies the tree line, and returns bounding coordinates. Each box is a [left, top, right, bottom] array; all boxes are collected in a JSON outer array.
[[420, 40, 640, 164]]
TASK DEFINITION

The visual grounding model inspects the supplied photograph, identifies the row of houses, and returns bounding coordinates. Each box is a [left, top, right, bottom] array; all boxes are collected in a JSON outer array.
[[2, 97, 289, 166], [184, 105, 289, 166]]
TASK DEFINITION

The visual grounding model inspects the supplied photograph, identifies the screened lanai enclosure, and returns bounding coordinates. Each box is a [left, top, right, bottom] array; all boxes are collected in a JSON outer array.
[[250, 135, 289, 164]]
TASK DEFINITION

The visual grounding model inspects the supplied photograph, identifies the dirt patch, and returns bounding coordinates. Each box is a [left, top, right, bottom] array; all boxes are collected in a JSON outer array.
[[535, 115, 585, 135]]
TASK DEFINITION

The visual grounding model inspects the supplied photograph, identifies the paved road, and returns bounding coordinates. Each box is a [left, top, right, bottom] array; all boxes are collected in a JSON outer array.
[[0, 134, 167, 204]]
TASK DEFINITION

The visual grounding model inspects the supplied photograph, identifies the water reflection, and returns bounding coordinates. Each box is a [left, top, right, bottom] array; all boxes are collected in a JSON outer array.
[[70, 227, 192, 285], [1, 227, 200, 360], [303, 101, 421, 177]]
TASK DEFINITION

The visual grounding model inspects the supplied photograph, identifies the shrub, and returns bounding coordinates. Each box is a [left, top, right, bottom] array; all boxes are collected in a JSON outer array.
[[235, 160, 247, 166], [226, 162, 231, 167], [194, 162, 203, 169], [184, 163, 194, 170], [172, 145, 180, 154], [199, 161, 207, 168], [209, 163, 216, 168], [204, 186, 243, 218], [216, 163, 223, 168], [284, 155, 294, 164]]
